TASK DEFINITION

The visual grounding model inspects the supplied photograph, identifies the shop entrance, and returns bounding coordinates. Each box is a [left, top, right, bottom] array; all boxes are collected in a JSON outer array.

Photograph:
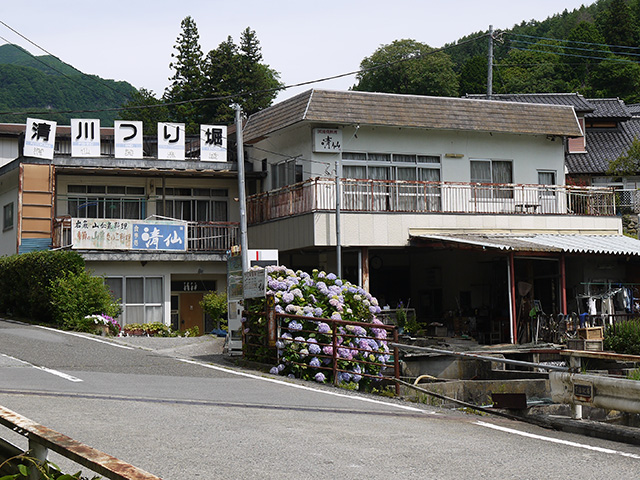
[[179, 292, 204, 333]]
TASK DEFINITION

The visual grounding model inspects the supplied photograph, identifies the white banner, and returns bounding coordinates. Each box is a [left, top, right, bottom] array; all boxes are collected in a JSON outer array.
[[115, 120, 143, 158], [200, 125, 227, 162], [71, 119, 101, 157], [158, 123, 185, 160], [24, 118, 57, 160]]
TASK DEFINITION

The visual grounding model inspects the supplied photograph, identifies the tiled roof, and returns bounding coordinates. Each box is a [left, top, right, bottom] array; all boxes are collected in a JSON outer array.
[[243, 89, 583, 143], [584, 98, 631, 120], [627, 104, 640, 117], [566, 118, 640, 174], [464, 93, 594, 113]]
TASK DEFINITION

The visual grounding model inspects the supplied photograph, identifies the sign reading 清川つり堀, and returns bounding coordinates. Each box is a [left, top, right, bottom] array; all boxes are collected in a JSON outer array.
[[71, 219, 186, 251], [24, 118, 57, 160]]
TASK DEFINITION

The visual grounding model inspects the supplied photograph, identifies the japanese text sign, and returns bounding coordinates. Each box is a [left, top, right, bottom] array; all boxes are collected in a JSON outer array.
[[157, 123, 185, 160], [24, 118, 57, 160], [71, 119, 101, 157], [115, 120, 143, 158], [71, 219, 187, 251], [313, 128, 342, 153], [200, 125, 227, 162]]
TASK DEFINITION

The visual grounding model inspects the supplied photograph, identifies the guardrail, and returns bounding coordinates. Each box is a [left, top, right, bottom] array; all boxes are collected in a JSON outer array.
[[0, 405, 162, 480]]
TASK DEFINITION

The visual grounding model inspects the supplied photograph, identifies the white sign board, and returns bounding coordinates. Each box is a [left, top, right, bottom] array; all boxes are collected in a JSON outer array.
[[71, 219, 187, 251], [200, 125, 227, 162], [71, 119, 101, 157], [158, 123, 185, 160], [24, 118, 57, 159], [115, 120, 143, 158], [243, 268, 267, 299], [313, 128, 342, 153]]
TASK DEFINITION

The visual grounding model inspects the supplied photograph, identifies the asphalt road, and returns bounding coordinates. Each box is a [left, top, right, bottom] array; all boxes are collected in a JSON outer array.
[[1, 318, 639, 479]]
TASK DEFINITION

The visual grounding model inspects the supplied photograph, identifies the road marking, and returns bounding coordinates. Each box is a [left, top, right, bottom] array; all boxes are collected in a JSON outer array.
[[177, 358, 434, 414], [476, 420, 640, 459], [36, 326, 134, 350], [0, 353, 83, 383]]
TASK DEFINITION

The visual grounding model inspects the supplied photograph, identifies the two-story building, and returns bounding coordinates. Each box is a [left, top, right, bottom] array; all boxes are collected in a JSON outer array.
[[0, 121, 258, 333], [242, 89, 640, 344]]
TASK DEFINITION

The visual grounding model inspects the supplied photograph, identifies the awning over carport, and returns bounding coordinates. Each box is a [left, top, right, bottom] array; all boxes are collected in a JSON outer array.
[[410, 233, 640, 344], [410, 233, 640, 256]]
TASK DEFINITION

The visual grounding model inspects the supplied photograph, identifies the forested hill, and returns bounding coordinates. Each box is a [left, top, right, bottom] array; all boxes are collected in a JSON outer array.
[[447, 0, 640, 103], [0, 44, 136, 125]]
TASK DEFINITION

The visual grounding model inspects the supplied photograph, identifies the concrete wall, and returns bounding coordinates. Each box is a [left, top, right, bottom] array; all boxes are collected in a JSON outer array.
[[0, 169, 18, 255]]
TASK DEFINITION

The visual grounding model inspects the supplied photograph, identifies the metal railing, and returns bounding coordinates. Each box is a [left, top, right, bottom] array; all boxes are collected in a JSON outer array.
[[243, 311, 400, 393], [0, 405, 162, 480], [52, 217, 239, 253], [247, 177, 616, 224]]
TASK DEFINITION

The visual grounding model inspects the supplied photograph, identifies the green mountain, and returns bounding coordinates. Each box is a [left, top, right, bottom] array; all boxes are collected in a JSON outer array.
[[0, 44, 136, 125]]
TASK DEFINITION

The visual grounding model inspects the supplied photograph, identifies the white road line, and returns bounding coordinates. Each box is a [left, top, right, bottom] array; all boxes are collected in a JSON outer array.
[[36, 326, 134, 350], [177, 358, 434, 414], [476, 420, 640, 459], [1, 353, 83, 383]]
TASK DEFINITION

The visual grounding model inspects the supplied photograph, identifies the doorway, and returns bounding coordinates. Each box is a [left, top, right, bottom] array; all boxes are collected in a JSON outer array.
[[179, 292, 204, 334]]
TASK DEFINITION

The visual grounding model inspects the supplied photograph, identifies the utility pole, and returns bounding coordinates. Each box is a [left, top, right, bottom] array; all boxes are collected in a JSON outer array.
[[487, 25, 494, 99], [335, 155, 342, 278], [235, 105, 249, 274]]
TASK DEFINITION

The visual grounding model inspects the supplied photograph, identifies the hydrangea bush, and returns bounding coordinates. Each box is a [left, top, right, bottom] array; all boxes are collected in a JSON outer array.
[[245, 266, 394, 391]]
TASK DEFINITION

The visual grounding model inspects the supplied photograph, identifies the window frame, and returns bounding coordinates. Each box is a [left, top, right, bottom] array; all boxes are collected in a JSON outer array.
[[3, 202, 13, 231]]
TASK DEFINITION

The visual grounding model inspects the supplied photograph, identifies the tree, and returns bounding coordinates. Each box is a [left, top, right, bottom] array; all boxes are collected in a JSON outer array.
[[118, 88, 170, 135], [352, 39, 459, 97], [590, 57, 640, 103], [564, 21, 608, 90], [459, 55, 488, 95], [495, 41, 570, 94], [201, 28, 282, 124], [606, 136, 640, 176], [597, 0, 638, 48], [164, 16, 205, 133]]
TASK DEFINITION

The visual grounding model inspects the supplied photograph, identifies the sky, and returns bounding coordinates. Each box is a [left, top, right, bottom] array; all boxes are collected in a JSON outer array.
[[1, 0, 593, 103]]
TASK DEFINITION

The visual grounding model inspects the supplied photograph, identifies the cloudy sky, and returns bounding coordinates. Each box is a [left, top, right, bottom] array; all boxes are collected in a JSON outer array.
[[2, 1, 591, 102]]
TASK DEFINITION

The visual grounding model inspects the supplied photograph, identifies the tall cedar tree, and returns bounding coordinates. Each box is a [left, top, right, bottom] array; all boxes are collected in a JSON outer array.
[[164, 16, 205, 133]]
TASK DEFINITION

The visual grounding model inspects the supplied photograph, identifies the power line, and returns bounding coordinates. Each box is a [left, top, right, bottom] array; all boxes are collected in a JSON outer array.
[[0, 32, 490, 118], [509, 37, 640, 59], [509, 45, 640, 64], [507, 32, 640, 52], [0, 21, 134, 104]]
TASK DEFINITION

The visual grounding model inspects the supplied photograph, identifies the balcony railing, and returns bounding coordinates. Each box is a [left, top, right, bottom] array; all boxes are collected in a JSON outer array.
[[52, 217, 239, 253], [247, 177, 616, 224]]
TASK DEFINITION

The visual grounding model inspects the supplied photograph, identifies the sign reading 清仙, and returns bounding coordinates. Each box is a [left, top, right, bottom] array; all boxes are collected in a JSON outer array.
[[313, 128, 342, 153], [132, 223, 186, 251]]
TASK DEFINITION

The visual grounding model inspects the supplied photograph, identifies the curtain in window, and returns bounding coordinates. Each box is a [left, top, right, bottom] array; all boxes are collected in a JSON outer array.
[[470, 161, 492, 199], [145, 277, 163, 303], [492, 161, 513, 199], [126, 278, 144, 303]]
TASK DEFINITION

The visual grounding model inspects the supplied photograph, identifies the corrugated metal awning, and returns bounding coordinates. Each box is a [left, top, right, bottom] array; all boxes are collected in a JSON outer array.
[[411, 233, 640, 256]]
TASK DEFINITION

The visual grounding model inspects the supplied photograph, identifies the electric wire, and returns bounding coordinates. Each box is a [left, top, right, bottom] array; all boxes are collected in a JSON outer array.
[[0, 22, 134, 104]]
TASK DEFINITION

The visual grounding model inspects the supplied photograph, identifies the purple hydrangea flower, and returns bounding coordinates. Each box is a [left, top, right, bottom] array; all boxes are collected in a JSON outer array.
[[309, 357, 321, 368], [314, 372, 326, 382], [270, 366, 279, 375], [309, 343, 321, 355], [317, 322, 331, 334], [289, 320, 303, 331]]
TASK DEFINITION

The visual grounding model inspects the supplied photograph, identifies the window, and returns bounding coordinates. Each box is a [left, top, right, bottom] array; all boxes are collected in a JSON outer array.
[[538, 170, 557, 197], [156, 188, 228, 222], [470, 159, 513, 199], [105, 276, 164, 326], [3, 202, 13, 231], [66, 185, 146, 219], [272, 159, 302, 188]]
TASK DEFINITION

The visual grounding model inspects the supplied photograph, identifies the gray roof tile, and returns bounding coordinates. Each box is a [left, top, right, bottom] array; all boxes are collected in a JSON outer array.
[[243, 89, 583, 143]]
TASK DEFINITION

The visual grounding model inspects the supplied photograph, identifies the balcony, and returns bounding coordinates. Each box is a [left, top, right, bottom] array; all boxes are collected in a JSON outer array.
[[247, 177, 616, 224], [52, 217, 239, 253]]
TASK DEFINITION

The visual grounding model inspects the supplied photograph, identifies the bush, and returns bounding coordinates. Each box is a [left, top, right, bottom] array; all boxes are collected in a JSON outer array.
[[200, 290, 228, 331], [0, 250, 84, 322], [49, 270, 121, 332], [247, 266, 391, 391], [604, 320, 640, 355]]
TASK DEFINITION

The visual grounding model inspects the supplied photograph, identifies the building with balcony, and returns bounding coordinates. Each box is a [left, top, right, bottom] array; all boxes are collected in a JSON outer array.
[[243, 89, 640, 344], [0, 122, 252, 333]]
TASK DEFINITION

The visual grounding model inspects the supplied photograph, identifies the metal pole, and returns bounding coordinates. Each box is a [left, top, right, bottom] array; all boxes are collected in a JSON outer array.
[[335, 155, 342, 278], [487, 25, 494, 99], [235, 105, 249, 274]]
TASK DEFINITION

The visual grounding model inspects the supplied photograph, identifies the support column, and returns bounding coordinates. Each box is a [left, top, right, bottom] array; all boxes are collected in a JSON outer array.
[[560, 253, 567, 315], [361, 246, 370, 292], [569, 355, 583, 420], [508, 252, 517, 344]]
